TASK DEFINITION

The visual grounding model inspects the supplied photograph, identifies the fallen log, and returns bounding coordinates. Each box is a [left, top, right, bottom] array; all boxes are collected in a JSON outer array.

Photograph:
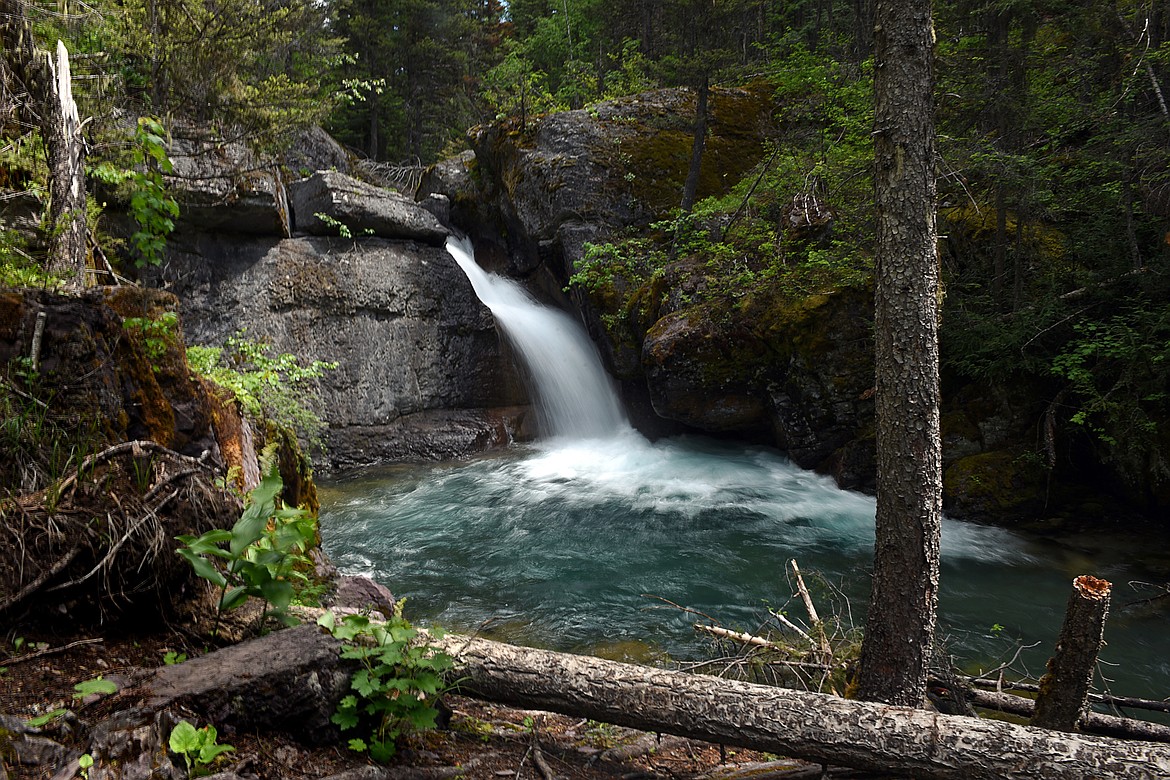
[[428, 631, 1170, 780], [959, 687, 1170, 743], [120, 618, 1170, 780]]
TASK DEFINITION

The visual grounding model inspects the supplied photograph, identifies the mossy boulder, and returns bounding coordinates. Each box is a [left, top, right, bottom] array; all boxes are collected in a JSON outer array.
[[641, 276, 875, 468], [943, 450, 1049, 525]]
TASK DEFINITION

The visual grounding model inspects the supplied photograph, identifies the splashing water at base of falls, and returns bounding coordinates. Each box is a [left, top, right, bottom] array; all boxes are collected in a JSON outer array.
[[320, 238, 1170, 702]]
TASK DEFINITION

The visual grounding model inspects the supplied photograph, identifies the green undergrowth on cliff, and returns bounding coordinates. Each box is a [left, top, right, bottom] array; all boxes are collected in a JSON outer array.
[[567, 46, 876, 350], [187, 332, 338, 454]]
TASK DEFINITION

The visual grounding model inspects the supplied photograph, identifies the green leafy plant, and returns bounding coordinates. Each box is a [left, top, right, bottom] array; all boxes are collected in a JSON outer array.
[[25, 708, 68, 727], [88, 117, 180, 268], [168, 720, 235, 777], [186, 333, 337, 449], [122, 311, 179, 365], [78, 753, 94, 779], [313, 211, 373, 239], [318, 606, 455, 763], [163, 650, 188, 665], [177, 461, 317, 635]]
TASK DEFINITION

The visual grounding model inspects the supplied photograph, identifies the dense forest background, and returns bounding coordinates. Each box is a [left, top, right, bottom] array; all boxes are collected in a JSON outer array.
[[3, 0, 1170, 511]]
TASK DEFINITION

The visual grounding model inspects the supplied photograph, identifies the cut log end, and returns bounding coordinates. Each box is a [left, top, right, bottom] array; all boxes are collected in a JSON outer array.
[[1074, 575, 1111, 600]]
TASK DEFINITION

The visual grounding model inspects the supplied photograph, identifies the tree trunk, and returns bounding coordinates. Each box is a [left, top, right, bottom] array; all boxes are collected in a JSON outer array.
[[1032, 575, 1112, 731], [680, 74, 708, 214], [0, 3, 89, 287], [427, 632, 1170, 780], [44, 41, 88, 285], [856, 0, 942, 707]]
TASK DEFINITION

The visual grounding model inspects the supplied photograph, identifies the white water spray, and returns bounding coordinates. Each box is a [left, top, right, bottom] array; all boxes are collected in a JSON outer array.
[[446, 236, 628, 440]]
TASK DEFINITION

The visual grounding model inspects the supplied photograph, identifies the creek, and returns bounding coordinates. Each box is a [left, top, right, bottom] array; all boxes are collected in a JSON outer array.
[[319, 238, 1170, 703]]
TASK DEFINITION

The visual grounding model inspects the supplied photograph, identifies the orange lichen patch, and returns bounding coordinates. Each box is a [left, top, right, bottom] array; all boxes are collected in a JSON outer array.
[[205, 380, 259, 493], [1073, 575, 1111, 599]]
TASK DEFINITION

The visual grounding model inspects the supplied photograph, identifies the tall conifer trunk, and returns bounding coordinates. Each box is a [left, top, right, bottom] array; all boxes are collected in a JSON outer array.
[[856, 0, 942, 707]]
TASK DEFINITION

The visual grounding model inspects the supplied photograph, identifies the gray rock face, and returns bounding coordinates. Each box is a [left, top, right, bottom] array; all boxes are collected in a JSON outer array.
[[281, 124, 351, 177], [167, 123, 290, 236], [159, 233, 529, 467], [289, 171, 449, 245]]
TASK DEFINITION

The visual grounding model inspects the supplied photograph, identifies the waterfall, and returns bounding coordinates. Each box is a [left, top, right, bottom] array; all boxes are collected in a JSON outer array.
[[446, 236, 627, 440]]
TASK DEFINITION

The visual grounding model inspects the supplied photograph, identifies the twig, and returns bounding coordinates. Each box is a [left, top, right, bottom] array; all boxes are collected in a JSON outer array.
[[0, 545, 81, 614], [46, 489, 179, 592], [789, 560, 821, 625], [968, 640, 1043, 687], [2, 637, 103, 666], [789, 560, 830, 660], [695, 624, 777, 649], [56, 440, 209, 497], [532, 742, 556, 780], [641, 594, 721, 625], [768, 609, 814, 644]]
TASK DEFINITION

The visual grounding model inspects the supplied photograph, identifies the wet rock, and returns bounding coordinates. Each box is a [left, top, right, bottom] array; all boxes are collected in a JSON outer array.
[[289, 171, 448, 245], [332, 576, 396, 619]]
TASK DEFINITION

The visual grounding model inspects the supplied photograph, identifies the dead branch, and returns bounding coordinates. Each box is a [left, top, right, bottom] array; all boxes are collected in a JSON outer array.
[[1, 637, 103, 666], [695, 624, 777, 649], [958, 685, 1170, 744], [45, 489, 179, 593], [0, 544, 81, 614], [964, 676, 1170, 715]]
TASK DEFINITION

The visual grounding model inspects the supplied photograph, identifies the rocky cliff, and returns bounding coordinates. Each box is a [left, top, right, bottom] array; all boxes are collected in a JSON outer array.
[[158, 232, 529, 467], [151, 129, 532, 469]]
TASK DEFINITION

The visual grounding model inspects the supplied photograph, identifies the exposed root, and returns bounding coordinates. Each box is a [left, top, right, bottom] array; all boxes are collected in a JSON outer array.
[[0, 442, 239, 625]]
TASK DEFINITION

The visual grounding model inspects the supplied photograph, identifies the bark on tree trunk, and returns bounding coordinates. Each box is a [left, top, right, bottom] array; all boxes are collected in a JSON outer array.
[[0, 6, 88, 287], [427, 632, 1170, 780], [1032, 575, 1112, 732], [45, 41, 88, 285], [856, 0, 942, 707]]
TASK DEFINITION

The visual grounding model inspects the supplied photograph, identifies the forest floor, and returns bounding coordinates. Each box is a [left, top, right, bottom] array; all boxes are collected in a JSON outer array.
[[0, 622, 884, 780]]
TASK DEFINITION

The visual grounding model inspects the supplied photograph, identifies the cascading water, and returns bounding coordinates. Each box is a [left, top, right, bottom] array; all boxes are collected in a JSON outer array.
[[320, 238, 1170, 703], [445, 236, 626, 440]]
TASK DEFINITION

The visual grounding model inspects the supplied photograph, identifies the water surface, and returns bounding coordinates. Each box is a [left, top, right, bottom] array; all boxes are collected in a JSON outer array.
[[320, 433, 1170, 702]]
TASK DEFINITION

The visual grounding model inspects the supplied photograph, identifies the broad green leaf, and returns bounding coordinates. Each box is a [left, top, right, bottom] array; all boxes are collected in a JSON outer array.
[[220, 586, 249, 611], [169, 720, 201, 753], [73, 677, 117, 698]]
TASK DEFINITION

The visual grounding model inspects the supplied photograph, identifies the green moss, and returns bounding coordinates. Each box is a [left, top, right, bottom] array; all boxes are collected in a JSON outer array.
[[943, 450, 1047, 518], [604, 86, 772, 216]]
